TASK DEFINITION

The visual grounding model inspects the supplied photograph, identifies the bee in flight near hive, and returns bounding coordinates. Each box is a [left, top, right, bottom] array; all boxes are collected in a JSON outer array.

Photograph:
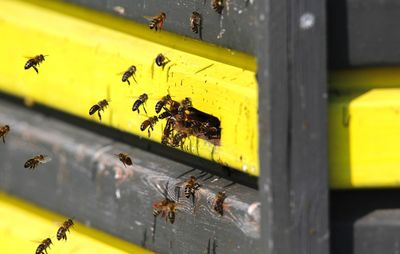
[[140, 116, 158, 137], [190, 12, 202, 34], [89, 99, 109, 121], [211, 0, 224, 14], [132, 93, 148, 114], [121, 65, 137, 85], [115, 153, 133, 167], [24, 54, 47, 74], [0, 124, 10, 143], [35, 238, 52, 254], [155, 54, 171, 70], [24, 155, 51, 170], [212, 191, 227, 216], [145, 12, 166, 31], [57, 218, 74, 241]]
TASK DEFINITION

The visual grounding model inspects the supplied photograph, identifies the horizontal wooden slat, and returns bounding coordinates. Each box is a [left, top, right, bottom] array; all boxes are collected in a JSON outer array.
[[0, 0, 258, 175], [0, 193, 153, 254], [328, 0, 400, 67], [329, 88, 400, 188]]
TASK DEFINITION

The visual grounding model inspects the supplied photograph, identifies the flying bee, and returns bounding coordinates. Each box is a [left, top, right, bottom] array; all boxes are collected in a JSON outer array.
[[57, 218, 74, 241], [155, 95, 172, 113], [132, 93, 148, 114], [155, 54, 171, 70], [115, 153, 133, 167], [190, 12, 202, 34], [35, 238, 52, 254], [212, 0, 224, 14], [140, 116, 158, 137], [0, 124, 10, 143], [145, 12, 166, 31], [153, 198, 177, 224], [24, 54, 47, 74], [89, 99, 109, 121], [121, 65, 137, 85], [213, 191, 227, 216], [24, 155, 51, 170]]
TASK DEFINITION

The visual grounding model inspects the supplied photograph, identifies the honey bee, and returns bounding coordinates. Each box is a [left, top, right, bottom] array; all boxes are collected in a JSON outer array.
[[171, 131, 188, 148], [158, 111, 172, 119], [24, 54, 46, 74], [213, 191, 227, 216], [184, 176, 201, 199], [212, 0, 224, 14], [161, 118, 175, 145], [153, 183, 177, 224], [24, 155, 51, 170], [115, 153, 133, 167], [140, 116, 158, 137], [132, 93, 148, 114], [57, 218, 74, 241], [155, 54, 170, 70], [121, 65, 137, 85], [155, 95, 172, 113], [190, 12, 202, 34], [145, 12, 166, 31], [0, 124, 10, 143], [89, 99, 109, 121], [35, 238, 52, 254]]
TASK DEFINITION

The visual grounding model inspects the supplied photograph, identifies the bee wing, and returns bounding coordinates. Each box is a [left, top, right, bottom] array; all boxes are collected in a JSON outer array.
[[143, 15, 157, 21], [40, 156, 52, 164], [23, 56, 34, 59]]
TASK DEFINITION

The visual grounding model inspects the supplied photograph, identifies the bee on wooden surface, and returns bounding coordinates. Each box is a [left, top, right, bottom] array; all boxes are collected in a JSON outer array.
[[89, 99, 109, 121], [121, 65, 137, 85], [35, 238, 52, 254], [155, 54, 171, 70], [153, 183, 177, 224], [190, 12, 202, 34], [171, 131, 188, 148], [0, 124, 10, 143], [140, 116, 158, 137], [155, 95, 172, 113], [213, 191, 227, 216], [211, 0, 224, 14], [184, 176, 201, 199], [132, 93, 148, 114], [24, 155, 51, 170], [115, 153, 133, 167], [56, 218, 74, 241], [24, 54, 46, 74], [145, 12, 166, 31]]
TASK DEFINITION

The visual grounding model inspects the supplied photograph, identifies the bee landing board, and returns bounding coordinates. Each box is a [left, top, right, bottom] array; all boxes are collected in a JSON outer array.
[[0, 0, 259, 175]]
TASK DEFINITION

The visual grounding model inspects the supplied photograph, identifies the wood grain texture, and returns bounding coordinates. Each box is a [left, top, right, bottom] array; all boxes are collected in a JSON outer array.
[[66, 0, 258, 55], [0, 100, 260, 254], [256, 0, 329, 253]]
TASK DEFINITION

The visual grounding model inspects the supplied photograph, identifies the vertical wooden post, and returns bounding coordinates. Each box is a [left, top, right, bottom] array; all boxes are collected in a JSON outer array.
[[256, 0, 329, 253]]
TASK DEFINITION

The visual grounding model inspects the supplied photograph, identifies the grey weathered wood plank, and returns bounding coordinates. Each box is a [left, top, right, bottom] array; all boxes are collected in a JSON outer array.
[[0, 100, 260, 254], [256, 0, 329, 253]]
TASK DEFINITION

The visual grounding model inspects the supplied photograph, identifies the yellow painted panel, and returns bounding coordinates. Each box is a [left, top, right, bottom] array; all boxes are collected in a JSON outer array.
[[329, 89, 400, 188], [0, 192, 153, 254], [0, 0, 259, 175], [330, 67, 400, 92]]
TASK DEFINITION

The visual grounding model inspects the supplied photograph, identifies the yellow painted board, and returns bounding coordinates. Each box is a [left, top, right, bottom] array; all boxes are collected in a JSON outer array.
[[329, 89, 400, 188], [0, 0, 259, 175], [330, 67, 400, 92], [0, 192, 153, 254]]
